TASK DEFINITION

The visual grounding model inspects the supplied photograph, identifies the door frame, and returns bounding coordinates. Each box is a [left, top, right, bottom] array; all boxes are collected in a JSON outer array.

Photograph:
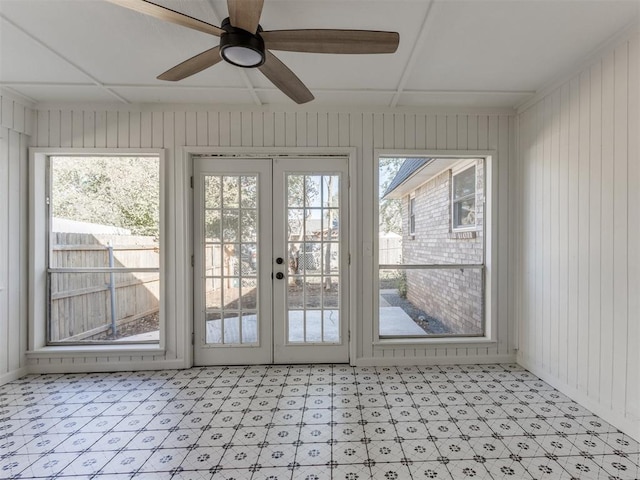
[[184, 147, 358, 366]]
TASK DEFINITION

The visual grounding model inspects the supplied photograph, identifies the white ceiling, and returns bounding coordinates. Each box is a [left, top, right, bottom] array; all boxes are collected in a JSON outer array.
[[1, 0, 638, 108]]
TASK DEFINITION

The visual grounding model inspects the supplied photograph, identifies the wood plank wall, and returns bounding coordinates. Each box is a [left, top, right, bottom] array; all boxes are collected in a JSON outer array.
[[517, 32, 639, 440], [0, 93, 31, 383], [24, 106, 516, 369]]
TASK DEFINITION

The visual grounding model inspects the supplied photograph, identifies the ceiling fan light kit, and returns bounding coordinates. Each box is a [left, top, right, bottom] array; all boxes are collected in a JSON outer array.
[[106, 0, 400, 104], [219, 18, 265, 68]]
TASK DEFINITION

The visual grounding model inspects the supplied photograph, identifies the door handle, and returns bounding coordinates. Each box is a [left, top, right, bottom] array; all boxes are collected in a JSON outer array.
[[275, 272, 285, 280]]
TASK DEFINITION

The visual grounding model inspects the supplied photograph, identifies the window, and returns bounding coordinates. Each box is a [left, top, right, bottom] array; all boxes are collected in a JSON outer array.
[[452, 165, 477, 230], [409, 195, 416, 236], [378, 156, 488, 339], [46, 155, 161, 345]]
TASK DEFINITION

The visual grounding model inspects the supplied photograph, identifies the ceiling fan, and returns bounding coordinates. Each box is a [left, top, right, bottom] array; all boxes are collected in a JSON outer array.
[[106, 0, 400, 104]]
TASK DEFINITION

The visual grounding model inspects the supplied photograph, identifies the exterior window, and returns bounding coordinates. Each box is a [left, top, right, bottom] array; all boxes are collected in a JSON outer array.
[[378, 156, 486, 338], [47, 156, 161, 345], [452, 165, 476, 230], [409, 195, 416, 236]]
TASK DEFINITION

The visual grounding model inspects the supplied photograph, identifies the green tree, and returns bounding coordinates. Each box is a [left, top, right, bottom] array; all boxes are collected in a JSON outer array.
[[51, 156, 160, 237], [379, 158, 404, 234]]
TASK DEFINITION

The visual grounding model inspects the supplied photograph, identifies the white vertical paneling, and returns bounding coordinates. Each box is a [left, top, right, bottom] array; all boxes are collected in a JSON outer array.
[[196, 112, 208, 146], [185, 112, 197, 146], [296, 113, 307, 147], [0, 93, 32, 382], [1, 96, 13, 128], [404, 114, 415, 149], [626, 34, 639, 421], [338, 113, 349, 147], [558, 83, 570, 384], [7, 130, 20, 371], [208, 112, 219, 147], [117, 111, 129, 148], [241, 112, 252, 147], [96, 111, 108, 148], [383, 113, 394, 148], [446, 115, 456, 149], [415, 115, 426, 149], [106, 111, 118, 147], [0, 132, 8, 377], [230, 111, 241, 146], [425, 114, 436, 149], [60, 110, 72, 147], [566, 77, 579, 386], [72, 111, 83, 148], [435, 115, 446, 149], [497, 115, 510, 355], [611, 41, 628, 415], [129, 111, 140, 148], [219, 112, 231, 146], [252, 112, 263, 147], [37, 110, 48, 147], [317, 112, 328, 147], [306, 112, 317, 147], [542, 98, 551, 370], [49, 110, 61, 147], [467, 116, 478, 150], [285, 112, 296, 147], [577, 69, 590, 392], [587, 61, 602, 399], [274, 112, 285, 146], [549, 90, 560, 377], [517, 31, 639, 441], [152, 112, 163, 148], [394, 113, 404, 149], [600, 47, 615, 408], [328, 112, 340, 147]]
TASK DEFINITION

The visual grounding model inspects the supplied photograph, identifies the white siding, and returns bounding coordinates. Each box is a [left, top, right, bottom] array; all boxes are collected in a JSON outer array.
[[24, 106, 516, 370], [516, 32, 639, 441], [0, 93, 31, 384]]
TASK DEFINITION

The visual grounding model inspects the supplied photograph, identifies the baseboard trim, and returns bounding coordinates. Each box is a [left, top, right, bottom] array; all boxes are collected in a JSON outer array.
[[0, 367, 30, 386], [353, 354, 516, 367], [518, 356, 640, 443], [27, 358, 189, 375]]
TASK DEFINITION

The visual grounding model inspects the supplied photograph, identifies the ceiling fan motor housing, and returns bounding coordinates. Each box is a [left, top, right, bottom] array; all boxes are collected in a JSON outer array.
[[220, 18, 266, 68]]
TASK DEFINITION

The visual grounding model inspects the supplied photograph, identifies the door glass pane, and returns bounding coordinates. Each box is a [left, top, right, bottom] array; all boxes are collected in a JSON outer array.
[[286, 174, 340, 344], [203, 174, 259, 345]]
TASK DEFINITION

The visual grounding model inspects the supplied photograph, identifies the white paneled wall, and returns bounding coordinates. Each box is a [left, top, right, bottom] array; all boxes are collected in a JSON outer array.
[[517, 32, 639, 440], [26, 106, 517, 370], [0, 92, 31, 384]]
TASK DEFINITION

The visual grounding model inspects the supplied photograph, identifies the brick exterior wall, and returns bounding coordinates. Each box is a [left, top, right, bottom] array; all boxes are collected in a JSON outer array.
[[401, 161, 484, 334]]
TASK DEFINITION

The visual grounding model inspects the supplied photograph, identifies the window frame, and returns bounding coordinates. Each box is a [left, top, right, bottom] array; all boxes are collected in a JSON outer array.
[[451, 163, 478, 232], [374, 152, 495, 346], [408, 194, 416, 236], [29, 148, 167, 354]]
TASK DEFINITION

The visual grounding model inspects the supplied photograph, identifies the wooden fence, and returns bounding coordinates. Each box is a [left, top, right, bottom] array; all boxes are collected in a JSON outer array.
[[50, 233, 159, 342]]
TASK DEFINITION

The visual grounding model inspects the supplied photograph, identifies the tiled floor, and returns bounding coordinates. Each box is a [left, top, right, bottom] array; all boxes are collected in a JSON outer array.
[[1, 364, 638, 480]]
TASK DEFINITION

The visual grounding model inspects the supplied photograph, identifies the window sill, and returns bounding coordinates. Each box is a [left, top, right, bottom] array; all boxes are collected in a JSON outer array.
[[373, 337, 496, 348], [26, 344, 165, 358]]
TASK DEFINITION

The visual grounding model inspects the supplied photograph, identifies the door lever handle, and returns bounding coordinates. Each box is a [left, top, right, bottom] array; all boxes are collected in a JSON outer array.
[[275, 272, 285, 280]]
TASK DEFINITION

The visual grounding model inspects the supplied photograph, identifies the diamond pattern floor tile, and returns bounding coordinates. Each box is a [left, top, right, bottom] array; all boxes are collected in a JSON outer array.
[[0, 363, 637, 480]]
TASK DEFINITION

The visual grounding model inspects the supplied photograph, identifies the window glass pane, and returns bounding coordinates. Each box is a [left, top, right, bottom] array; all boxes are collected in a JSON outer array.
[[49, 156, 160, 344], [379, 268, 483, 336], [453, 166, 476, 200], [378, 157, 486, 339], [379, 157, 483, 266]]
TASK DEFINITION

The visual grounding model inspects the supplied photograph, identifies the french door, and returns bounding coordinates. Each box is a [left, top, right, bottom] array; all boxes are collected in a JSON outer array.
[[193, 156, 349, 365]]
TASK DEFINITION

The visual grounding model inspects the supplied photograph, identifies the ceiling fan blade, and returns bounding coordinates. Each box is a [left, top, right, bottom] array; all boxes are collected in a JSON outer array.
[[157, 46, 222, 81], [106, 0, 224, 36], [227, 0, 264, 34], [261, 29, 399, 54], [259, 51, 314, 104]]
